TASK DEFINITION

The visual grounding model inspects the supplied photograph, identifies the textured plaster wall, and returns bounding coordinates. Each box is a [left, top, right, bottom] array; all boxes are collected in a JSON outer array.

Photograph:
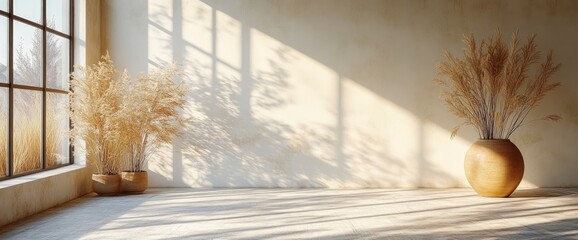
[[85, 0, 102, 66], [102, 0, 578, 188]]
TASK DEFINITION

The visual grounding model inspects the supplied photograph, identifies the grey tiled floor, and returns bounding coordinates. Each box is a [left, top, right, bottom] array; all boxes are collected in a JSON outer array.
[[1, 188, 577, 239]]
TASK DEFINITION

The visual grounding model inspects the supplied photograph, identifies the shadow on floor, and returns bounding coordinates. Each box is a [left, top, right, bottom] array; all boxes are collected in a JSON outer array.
[[0, 188, 577, 239], [510, 188, 577, 198]]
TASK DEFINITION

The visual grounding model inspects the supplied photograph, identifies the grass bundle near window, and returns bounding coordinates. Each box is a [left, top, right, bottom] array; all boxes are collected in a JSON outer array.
[[120, 63, 186, 172], [436, 29, 561, 139], [70, 54, 186, 176], [70, 53, 127, 175]]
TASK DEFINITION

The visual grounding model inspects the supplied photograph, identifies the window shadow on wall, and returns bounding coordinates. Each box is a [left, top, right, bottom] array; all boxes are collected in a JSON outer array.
[[142, 0, 578, 188], [144, 0, 471, 188]]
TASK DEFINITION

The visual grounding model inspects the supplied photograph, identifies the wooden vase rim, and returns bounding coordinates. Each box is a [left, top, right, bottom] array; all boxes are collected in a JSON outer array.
[[475, 139, 512, 142]]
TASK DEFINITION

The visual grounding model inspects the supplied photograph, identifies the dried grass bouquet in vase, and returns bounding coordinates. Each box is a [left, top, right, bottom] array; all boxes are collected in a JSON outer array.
[[119, 63, 186, 194], [436, 29, 561, 197], [70, 53, 129, 195]]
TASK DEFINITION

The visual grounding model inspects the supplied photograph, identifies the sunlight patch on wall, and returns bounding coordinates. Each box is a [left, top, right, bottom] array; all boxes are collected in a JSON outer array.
[[143, 0, 472, 188], [422, 121, 469, 187], [147, 0, 174, 68], [215, 11, 242, 70], [341, 78, 422, 187]]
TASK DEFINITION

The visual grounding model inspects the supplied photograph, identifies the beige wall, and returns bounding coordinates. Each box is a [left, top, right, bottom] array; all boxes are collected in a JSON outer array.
[[85, 0, 102, 66], [102, 0, 578, 188]]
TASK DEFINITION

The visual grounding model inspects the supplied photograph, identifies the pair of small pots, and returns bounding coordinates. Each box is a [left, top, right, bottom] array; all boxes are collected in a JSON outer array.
[[92, 171, 148, 195]]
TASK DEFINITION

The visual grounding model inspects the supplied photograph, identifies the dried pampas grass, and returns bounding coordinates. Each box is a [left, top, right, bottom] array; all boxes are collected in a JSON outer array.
[[70, 53, 186, 174], [70, 53, 127, 175], [437, 29, 561, 139], [120, 63, 186, 172]]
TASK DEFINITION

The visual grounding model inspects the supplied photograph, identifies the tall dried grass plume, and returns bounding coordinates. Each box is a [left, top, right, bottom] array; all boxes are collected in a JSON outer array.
[[436, 29, 561, 139], [70, 53, 186, 174], [120, 63, 186, 172], [70, 53, 127, 175]]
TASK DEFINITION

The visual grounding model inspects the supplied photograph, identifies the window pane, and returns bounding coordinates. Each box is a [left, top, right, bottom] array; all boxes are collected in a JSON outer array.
[[47, 33, 69, 90], [47, 0, 69, 34], [46, 93, 69, 166], [0, 17, 7, 83], [14, 21, 43, 87], [0, 0, 7, 12], [14, 89, 43, 174], [0, 88, 7, 177], [14, 0, 42, 24]]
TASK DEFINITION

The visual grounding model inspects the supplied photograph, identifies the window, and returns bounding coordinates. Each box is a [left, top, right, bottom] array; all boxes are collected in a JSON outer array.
[[0, 0, 73, 179]]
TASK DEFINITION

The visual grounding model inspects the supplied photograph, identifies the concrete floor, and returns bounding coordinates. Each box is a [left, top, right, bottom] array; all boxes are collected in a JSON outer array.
[[0, 188, 577, 239]]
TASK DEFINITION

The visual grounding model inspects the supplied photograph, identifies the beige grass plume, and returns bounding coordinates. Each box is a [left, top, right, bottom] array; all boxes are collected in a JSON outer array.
[[70, 53, 127, 175], [436, 29, 561, 139], [120, 63, 186, 172]]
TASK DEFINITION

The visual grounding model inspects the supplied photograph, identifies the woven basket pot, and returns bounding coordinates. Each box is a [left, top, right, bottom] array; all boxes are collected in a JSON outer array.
[[92, 174, 121, 195], [120, 171, 148, 194], [464, 139, 524, 197]]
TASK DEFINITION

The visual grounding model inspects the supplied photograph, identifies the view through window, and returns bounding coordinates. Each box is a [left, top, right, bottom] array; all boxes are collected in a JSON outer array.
[[0, 0, 73, 179]]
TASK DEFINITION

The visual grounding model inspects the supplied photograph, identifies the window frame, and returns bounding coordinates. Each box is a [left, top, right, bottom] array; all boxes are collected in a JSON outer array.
[[0, 0, 74, 180]]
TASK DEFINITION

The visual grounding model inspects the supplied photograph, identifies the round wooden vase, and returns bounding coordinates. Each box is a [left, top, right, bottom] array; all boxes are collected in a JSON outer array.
[[92, 174, 121, 195], [120, 171, 148, 194], [465, 139, 524, 197]]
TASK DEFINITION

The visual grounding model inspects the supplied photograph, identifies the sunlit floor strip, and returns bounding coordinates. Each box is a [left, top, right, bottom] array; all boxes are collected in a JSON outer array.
[[1, 188, 577, 239]]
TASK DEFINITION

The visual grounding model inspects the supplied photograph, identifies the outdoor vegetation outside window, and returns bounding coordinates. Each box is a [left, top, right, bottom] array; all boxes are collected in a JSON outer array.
[[0, 0, 73, 179]]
